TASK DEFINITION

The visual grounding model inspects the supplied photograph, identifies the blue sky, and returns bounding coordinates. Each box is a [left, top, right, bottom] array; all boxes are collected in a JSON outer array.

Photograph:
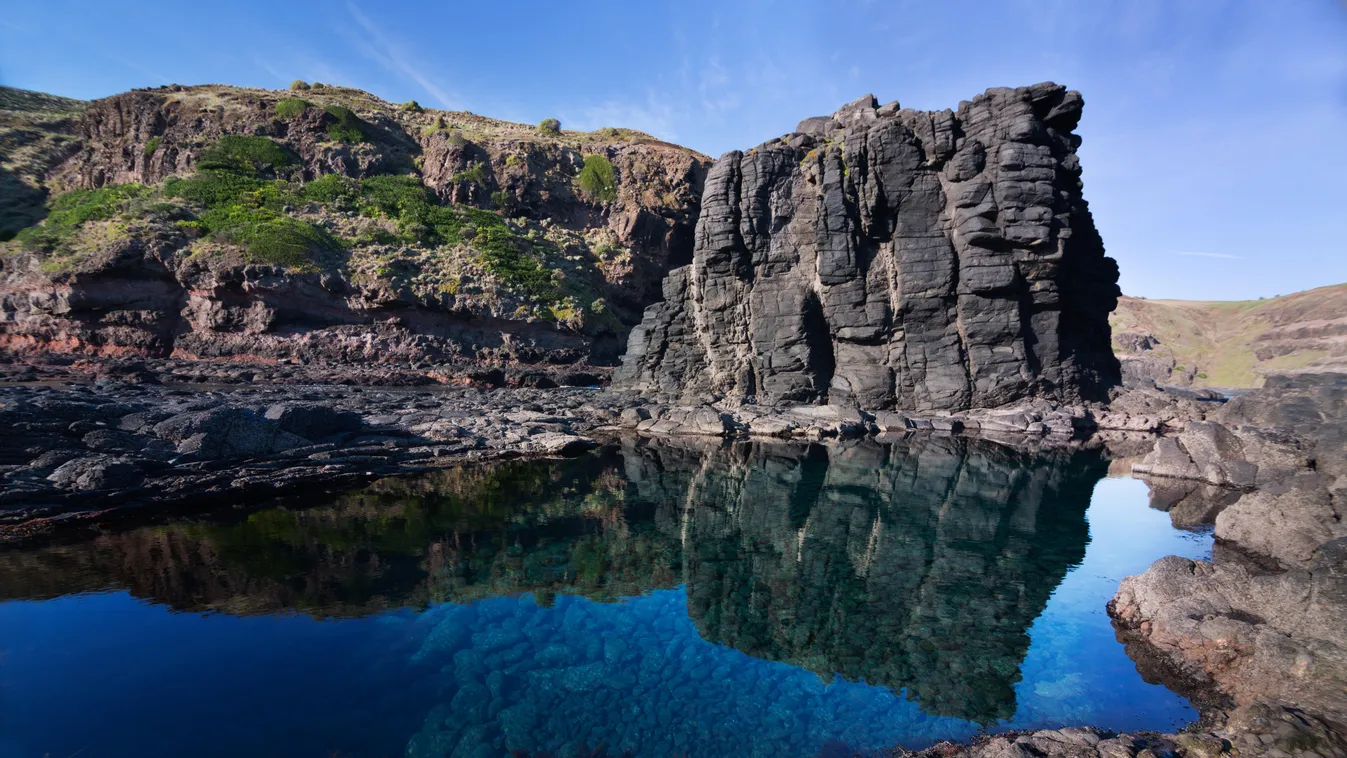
[[3, 1, 1345, 300]]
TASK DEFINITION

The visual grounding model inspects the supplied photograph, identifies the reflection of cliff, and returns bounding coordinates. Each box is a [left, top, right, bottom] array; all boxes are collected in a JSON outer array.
[[620, 436, 1100, 723], [0, 452, 679, 616]]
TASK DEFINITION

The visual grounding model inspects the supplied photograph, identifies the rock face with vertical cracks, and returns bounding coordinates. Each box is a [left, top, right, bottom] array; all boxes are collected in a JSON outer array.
[[615, 83, 1120, 411]]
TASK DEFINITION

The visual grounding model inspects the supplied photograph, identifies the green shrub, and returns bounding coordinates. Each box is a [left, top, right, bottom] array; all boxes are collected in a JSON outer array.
[[165, 171, 271, 208], [357, 175, 434, 217], [538, 118, 561, 135], [197, 205, 334, 269], [357, 175, 464, 245], [490, 190, 512, 210], [310, 82, 326, 90], [576, 154, 617, 202], [197, 135, 297, 177], [13, 184, 148, 252], [451, 162, 487, 186], [143, 136, 162, 156], [289, 80, 311, 91], [300, 174, 359, 205], [323, 105, 365, 143], [274, 98, 312, 119], [471, 216, 555, 299], [399, 100, 422, 112]]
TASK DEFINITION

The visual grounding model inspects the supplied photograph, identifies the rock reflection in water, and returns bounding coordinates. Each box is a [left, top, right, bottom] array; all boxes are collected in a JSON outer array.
[[627, 436, 1099, 723]]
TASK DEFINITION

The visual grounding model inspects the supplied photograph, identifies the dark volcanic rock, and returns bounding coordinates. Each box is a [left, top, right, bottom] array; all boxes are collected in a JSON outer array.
[[263, 403, 363, 441], [152, 407, 307, 458], [615, 83, 1120, 411]]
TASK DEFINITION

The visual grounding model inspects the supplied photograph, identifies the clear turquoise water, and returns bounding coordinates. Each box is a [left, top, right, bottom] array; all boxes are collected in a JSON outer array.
[[0, 438, 1211, 758]]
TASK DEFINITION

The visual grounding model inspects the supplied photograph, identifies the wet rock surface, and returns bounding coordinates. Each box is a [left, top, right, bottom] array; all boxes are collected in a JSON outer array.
[[614, 83, 1121, 411]]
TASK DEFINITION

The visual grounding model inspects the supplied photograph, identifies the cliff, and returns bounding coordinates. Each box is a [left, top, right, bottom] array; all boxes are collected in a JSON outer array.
[[0, 83, 710, 373], [614, 82, 1120, 411]]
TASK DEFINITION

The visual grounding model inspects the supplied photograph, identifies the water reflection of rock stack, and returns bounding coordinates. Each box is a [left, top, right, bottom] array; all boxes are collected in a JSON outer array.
[[621, 436, 1100, 723]]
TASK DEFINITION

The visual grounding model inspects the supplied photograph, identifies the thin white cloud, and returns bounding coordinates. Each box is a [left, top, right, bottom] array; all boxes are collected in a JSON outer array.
[[343, 3, 459, 108], [252, 56, 291, 86], [0, 18, 35, 35], [561, 93, 680, 141], [105, 53, 172, 85], [1175, 251, 1243, 260], [698, 56, 741, 119]]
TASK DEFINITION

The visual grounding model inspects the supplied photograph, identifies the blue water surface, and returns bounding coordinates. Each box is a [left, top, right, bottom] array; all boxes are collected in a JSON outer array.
[[0, 438, 1211, 758]]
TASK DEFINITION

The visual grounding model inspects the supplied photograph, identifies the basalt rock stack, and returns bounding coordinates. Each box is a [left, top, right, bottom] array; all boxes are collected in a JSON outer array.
[[615, 83, 1120, 411]]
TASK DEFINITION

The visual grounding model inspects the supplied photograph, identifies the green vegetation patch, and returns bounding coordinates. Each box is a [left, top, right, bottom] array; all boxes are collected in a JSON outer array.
[[451, 162, 487, 186], [274, 98, 313, 120], [299, 174, 360, 205], [538, 118, 561, 136], [576, 154, 617, 202], [197, 135, 297, 177], [353, 174, 555, 299], [197, 205, 335, 269], [469, 210, 556, 299], [13, 184, 147, 253], [323, 105, 365, 143], [143, 136, 162, 156]]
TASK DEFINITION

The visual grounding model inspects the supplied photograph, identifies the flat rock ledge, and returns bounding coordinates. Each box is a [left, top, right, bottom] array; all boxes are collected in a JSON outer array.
[[0, 381, 626, 543], [603, 384, 1215, 442]]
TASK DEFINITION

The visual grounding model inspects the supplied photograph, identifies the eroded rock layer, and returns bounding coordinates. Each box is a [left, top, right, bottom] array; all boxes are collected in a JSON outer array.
[[615, 82, 1120, 410]]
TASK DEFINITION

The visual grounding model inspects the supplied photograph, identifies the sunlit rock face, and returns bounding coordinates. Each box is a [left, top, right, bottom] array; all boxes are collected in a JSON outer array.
[[614, 83, 1121, 410], [620, 436, 1100, 722]]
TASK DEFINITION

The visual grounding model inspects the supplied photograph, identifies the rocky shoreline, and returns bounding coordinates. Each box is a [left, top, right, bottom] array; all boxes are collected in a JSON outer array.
[[0, 355, 1208, 543]]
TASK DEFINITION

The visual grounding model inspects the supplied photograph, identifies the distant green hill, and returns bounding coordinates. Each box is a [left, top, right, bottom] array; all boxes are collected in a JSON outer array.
[[1110, 284, 1347, 388]]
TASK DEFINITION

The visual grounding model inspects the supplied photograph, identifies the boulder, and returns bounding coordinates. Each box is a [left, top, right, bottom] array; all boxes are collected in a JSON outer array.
[[1214, 474, 1347, 568], [519, 433, 597, 457], [47, 455, 144, 490], [152, 407, 306, 459], [1112, 545, 1347, 725], [263, 403, 364, 440]]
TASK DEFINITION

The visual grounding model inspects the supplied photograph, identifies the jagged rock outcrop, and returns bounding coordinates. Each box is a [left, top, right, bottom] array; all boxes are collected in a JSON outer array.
[[615, 82, 1120, 411]]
